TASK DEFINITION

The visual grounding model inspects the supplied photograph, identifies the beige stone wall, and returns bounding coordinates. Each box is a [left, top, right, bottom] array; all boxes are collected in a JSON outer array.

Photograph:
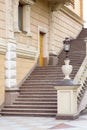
[[17, 57, 36, 84], [30, 0, 82, 55], [50, 9, 82, 55], [30, 0, 50, 48], [0, 54, 5, 105], [14, 32, 29, 45], [0, 0, 6, 38]]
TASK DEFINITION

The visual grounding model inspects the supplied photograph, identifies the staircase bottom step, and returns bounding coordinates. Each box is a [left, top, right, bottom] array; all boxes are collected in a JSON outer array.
[[0, 111, 56, 117]]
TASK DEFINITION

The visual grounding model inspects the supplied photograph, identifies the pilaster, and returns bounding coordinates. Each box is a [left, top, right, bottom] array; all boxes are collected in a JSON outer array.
[[6, 0, 14, 38], [49, 11, 58, 65], [5, 39, 17, 90], [13, 0, 20, 32], [23, 4, 31, 34], [49, 11, 55, 55]]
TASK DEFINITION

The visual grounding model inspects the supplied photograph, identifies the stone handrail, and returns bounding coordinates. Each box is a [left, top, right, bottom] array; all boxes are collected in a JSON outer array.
[[74, 56, 87, 87], [74, 56, 87, 113]]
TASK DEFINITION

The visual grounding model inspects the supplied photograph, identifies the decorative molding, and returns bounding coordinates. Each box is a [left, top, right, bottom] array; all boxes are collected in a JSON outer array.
[[20, 0, 36, 5], [0, 38, 37, 59], [50, 3, 64, 11], [17, 44, 37, 59], [49, 0, 73, 11], [38, 26, 48, 34], [14, 31, 32, 46]]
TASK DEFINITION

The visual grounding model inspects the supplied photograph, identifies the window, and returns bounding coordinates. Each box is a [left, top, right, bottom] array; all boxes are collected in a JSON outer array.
[[18, 2, 23, 31], [13, 0, 35, 34]]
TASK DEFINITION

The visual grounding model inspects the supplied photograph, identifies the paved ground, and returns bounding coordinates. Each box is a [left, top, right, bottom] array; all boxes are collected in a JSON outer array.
[[0, 114, 87, 130]]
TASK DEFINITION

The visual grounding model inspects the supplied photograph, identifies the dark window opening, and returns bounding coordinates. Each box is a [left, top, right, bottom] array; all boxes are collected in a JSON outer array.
[[18, 3, 23, 31]]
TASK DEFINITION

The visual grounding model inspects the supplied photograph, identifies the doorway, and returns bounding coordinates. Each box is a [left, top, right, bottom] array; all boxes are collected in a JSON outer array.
[[39, 32, 44, 66], [38, 27, 48, 67]]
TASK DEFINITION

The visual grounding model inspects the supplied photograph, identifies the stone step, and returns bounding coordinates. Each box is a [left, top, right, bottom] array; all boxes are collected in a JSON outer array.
[[18, 95, 57, 98], [0, 111, 56, 117], [20, 85, 54, 88], [4, 104, 57, 109], [24, 79, 61, 82], [15, 97, 57, 101], [29, 74, 75, 77], [26, 77, 64, 81], [28, 77, 63, 80], [31, 69, 78, 74], [13, 101, 57, 105], [22, 81, 61, 85], [28, 75, 75, 80], [1, 108, 57, 113], [20, 85, 54, 89], [35, 65, 80, 69], [34, 66, 79, 71], [19, 92, 57, 95], [20, 89, 56, 92]]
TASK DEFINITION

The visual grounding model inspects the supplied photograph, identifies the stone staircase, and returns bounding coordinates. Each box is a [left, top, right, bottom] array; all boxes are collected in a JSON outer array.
[[0, 28, 86, 117]]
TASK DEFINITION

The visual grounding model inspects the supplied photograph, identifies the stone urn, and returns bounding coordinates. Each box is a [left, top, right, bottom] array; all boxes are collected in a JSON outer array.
[[62, 59, 72, 79]]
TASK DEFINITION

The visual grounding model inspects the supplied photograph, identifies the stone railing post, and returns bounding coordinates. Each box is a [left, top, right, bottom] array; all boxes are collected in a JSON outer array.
[[84, 37, 87, 56], [5, 39, 19, 105], [54, 58, 80, 120]]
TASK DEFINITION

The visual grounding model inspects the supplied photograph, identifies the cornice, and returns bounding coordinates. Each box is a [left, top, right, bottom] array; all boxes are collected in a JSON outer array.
[[49, 0, 73, 11], [16, 44, 37, 59], [20, 0, 36, 5]]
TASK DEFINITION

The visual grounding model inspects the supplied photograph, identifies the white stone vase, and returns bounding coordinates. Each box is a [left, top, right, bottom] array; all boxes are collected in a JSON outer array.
[[62, 59, 72, 79]]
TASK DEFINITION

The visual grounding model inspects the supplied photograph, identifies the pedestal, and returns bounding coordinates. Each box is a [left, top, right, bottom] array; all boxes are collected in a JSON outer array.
[[49, 53, 58, 65], [5, 89, 19, 105], [54, 80, 80, 120]]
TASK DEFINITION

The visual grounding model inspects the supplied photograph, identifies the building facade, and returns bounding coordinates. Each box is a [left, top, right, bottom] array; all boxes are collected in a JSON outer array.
[[0, 0, 83, 107]]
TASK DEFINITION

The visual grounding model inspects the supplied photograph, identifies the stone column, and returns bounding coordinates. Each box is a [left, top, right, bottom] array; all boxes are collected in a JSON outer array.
[[5, 39, 17, 90], [5, 0, 17, 90], [6, 0, 14, 38], [5, 39, 19, 105], [13, 0, 20, 32], [49, 11, 58, 65], [23, 4, 31, 34], [49, 11, 55, 54]]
